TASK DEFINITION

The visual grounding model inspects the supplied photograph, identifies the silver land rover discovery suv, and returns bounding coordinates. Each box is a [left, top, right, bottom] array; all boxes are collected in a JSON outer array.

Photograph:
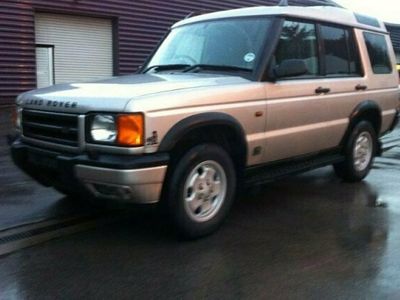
[[11, 5, 400, 238]]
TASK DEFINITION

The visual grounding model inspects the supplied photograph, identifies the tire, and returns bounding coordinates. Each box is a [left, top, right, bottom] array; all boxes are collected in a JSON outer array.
[[164, 143, 236, 239], [334, 121, 377, 182]]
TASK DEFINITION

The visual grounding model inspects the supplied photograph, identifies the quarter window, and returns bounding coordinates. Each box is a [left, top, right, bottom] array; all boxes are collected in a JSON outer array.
[[274, 21, 319, 76], [320, 25, 362, 76], [364, 32, 392, 74]]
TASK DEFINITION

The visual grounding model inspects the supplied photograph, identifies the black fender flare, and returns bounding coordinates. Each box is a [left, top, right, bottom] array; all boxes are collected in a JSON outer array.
[[340, 100, 382, 151], [158, 112, 247, 156], [349, 100, 382, 132]]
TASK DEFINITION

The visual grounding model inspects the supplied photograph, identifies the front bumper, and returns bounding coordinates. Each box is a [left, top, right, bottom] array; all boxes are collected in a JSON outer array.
[[11, 140, 169, 204], [75, 164, 167, 203]]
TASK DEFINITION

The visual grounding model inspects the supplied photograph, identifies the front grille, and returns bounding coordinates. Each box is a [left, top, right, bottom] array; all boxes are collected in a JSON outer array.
[[22, 110, 79, 147]]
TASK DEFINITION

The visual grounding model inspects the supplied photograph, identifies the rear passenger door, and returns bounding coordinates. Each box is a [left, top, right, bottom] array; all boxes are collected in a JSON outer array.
[[263, 19, 366, 163]]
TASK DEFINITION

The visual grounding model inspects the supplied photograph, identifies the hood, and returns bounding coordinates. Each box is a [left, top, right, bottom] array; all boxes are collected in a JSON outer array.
[[17, 73, 251, 113]]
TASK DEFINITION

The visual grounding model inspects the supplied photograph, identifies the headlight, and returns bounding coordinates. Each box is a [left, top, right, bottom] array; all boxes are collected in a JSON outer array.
[[89, 113, 144, 147], [90, 114, 117, 143]]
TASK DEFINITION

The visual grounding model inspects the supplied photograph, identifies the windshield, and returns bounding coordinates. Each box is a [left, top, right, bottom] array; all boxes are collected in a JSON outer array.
[[145, 18, 273, 74]]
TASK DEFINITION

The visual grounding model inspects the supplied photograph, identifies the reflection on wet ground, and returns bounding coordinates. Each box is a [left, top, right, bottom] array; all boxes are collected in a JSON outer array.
[[0, 154, 96, 231], [0, 128, 399, 298]]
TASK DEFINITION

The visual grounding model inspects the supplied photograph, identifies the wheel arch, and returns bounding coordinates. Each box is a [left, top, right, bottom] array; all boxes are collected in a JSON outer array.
[[158, 112, 248, 173], [341, 100, 382, 144], [340, 100, 382, 154], [350, 100, 382, 133]]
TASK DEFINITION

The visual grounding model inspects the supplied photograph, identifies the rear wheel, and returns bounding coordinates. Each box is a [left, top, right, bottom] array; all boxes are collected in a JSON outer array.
[[164, 144, 236, 239], [334, 121, 377, 182]]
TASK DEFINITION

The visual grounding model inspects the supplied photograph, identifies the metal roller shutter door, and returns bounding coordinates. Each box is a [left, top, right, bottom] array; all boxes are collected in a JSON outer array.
[[35, 13, 113, 87]]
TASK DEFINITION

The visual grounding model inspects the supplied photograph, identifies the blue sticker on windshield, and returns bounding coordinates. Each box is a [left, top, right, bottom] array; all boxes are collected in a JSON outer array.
[[244, 53, 256, 63]]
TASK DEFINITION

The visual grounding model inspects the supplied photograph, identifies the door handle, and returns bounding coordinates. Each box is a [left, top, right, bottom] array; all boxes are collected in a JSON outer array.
[[315, 87, 330, 94], [355, 84, 368, 91]]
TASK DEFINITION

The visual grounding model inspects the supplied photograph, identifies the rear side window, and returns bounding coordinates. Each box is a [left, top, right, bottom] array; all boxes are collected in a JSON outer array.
[[320, 25, 362, 76], [363, 32, 392, 74], [274, 20, 319, 76]]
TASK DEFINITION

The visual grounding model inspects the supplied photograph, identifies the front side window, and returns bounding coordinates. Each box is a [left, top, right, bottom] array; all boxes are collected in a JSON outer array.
[[364, 32, 392, 74], [147, 18, 273, 72], [320, 25, 362, 76], [274, 20, 319, 76]]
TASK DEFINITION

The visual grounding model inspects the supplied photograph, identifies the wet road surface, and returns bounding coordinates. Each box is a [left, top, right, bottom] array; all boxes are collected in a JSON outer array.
[[0, 127, 399, 299], [0, 145, 97, 231]]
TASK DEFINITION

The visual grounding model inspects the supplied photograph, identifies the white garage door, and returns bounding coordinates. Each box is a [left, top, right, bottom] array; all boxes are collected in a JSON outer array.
[[35, 13, 113, 88]]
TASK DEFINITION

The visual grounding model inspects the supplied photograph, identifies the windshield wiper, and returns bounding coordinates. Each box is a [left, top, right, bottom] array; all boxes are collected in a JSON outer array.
[[183, 64, 252, 73], [143, 64, 190, 73]]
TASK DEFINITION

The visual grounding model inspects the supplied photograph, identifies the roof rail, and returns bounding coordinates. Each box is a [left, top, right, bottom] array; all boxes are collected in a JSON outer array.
[[185, 9, 214, 19], [277, 0, 342, 7], [312, 0, 343, 7], [278, 0, 288, 6]]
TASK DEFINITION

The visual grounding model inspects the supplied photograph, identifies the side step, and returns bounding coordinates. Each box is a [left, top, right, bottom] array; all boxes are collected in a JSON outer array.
[[245, 153, 344, 187]]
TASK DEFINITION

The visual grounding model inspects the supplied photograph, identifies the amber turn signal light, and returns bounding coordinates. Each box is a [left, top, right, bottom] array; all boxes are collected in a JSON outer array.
[[116, 114, 144, 147]]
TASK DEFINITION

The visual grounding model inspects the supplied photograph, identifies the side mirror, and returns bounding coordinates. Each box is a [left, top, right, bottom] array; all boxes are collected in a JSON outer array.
[[273, 59, 308, 79]]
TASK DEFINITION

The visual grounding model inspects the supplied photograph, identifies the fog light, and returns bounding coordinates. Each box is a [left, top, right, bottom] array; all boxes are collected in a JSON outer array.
[[90, 183, 133, 201], [93, 184, 120, 197]]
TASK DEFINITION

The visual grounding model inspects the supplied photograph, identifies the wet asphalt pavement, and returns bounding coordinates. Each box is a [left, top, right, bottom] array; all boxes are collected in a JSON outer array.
[[0, 141, 96, 231], [0, 127, 400, 299]]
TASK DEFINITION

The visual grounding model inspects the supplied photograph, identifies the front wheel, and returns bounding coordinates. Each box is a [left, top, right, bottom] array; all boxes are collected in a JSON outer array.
[[334, 121, 377, 182], [164, 144, 236, 239]]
